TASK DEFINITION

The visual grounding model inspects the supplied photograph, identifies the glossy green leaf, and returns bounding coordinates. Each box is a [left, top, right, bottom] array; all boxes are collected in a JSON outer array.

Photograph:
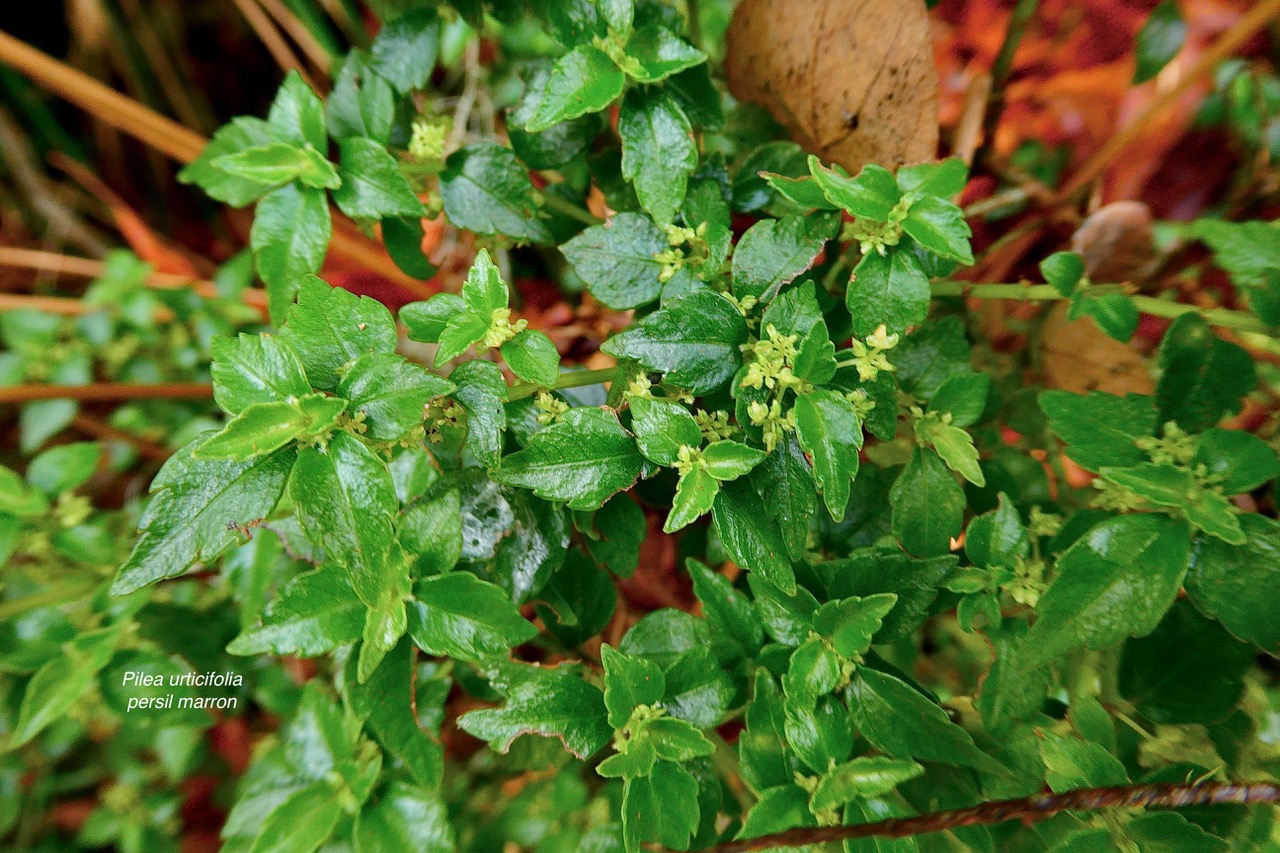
[[113, 441, 296, 594], [794, 389, 863, 521], [1133, 0, 1186, 84], [501, 329, 560, 387], [1186, 514, 1280, 654], [525, 45, 626, 132], [848, 247, 931, 337], [493, 407, 644, 510], [407, 572, 537, 661], [369, 9, 440, 93], [440, 143, 553, 244], [339, 353, 453, 441], [211, 333, 311, 414], [1022, 514, 1190, 667], [619, 87, 696, 226], [228, 568, 364, 656], [458, 662, 611, 758], [890, 447, 965, 558], [280, 277, 399, 391], [601, 291, 748, 394], [560, 212, 680, 309], [333, 137, 425, 220]]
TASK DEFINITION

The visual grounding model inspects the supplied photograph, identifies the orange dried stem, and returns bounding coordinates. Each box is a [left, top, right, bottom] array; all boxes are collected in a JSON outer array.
[[0, 382, 214, 404]]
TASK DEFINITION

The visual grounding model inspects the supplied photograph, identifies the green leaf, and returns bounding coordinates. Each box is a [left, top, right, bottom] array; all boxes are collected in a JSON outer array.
[[382, 214, 438, 279], [1040, 251, 1086, 296], [784, 638, 842, 704], [811, 758, 924, 812], [665, 466, 719, 533], [1039, 730, 1128, 793], [501, 329, 560, 387], [407, 572, 537, 662], [760, 172, 839, 210], [280, 277, 399, 391], [401, 293, 467, 343], [923, 421, 986, 487], [1191, 219, 1280, 288], [848, 248, 931, 337], [1195, 427, 1280, 494], [713, 481, 796, 593], [897, 158, 969, 198], [823, 549, 957, 644], [369, 9, 440, 93], [812, 594, 897, 658], [195, 394, 345, 461], [1068, 292, 1139, 342], [214, 143, 336, 188], [601, 291, 748, 394], [646, 716, 714, 761], [583, 496, 646, 577], [1119, 599, 1253, 724], [26, 442, 100, 496], [440, 143, 553, 244], [622, 762, 700, 852], [211, 333, 311, 414], [738, 785, 815, 844], [630, 396, 701, 465], [848, 668, 1005, 774], [267, 71, 328, 149], [333, 137, 425, 220], [1186, 514, 1280, 654], [249, 780, 341, 853], [1021, 514, 1190, 668], [1039, 390, 1157, 471], [252, 184, 333, 322], [795, 390, 863, 521], [809, 158, 900, 220], [525, 45, 626, 132], [687, 558, 764, 656], [461, 248, 510, 315], [623, 25, 706, 83], [965, 494, 1029, 570], [179, 117, 283, 206], [1157, 313, 1255, 432], [355, 782, 453, 853], [901, 196, 973, 264], [451, 360, 509, 467], [290, 431, 399, 608], [618, 87, 696, 226], [327, 51, 395, 143], [602, 644, 666, 727], [560, 212, 677, 309], [1133, 0, 1186, 84], [113, 441, 295, 594], [732, 213, 836, 301], [702, 441, 766, 481], [927, 372, 989, 428], [890, 447, 965, 558], [339, 353, 453, 441], [9, 627, 117, 748], [458, 662, 611, 758], [493, 407, 644, 510], [1123, 813, 1230, 853], [228, 568, 364, 656]]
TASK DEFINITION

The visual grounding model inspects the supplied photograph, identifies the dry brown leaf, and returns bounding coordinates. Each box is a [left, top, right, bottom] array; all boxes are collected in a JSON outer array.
[[725, 0, 939, 173], [1039, 302, 1155, 396]]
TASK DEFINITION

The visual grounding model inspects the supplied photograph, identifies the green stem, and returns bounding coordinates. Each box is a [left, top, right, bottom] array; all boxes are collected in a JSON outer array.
[[930, 280, 1271, 336], [540, 191, 604, 226], [508, 366, 619, 401]]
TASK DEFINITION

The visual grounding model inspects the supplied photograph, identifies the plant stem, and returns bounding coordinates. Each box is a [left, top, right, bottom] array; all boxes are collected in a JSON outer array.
[[930, 280, 1271, 336], [0, 382, 214, 404], [685, 781, 1280, 853], [540, 192, 605, 226], [980, 0, 1039, 164], [508, 366, 618, 401]]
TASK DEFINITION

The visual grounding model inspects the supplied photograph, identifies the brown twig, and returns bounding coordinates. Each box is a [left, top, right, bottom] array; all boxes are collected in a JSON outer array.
[[71, 414, 171, 461], [977, 0, 1039, 166], [229, 0, 316, 86], [687, 781, 1280, 853], [1053, 0, 1280, 203], [0, 246, 269, 312], [0, 382, 213, 404], [0, 292, 175, 321]]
